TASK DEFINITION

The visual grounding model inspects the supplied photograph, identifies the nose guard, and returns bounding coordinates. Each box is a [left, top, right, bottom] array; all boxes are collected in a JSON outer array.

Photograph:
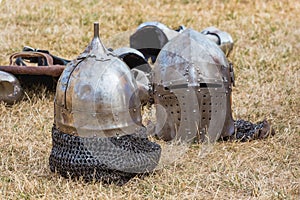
[[152, 28, 235, 143]]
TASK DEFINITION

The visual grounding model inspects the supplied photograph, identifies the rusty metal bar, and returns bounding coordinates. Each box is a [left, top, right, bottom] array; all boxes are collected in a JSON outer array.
[[0, 65, 65, 77]]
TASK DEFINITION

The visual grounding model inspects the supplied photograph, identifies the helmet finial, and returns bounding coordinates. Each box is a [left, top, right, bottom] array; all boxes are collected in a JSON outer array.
[[94, 22, 99, 39]]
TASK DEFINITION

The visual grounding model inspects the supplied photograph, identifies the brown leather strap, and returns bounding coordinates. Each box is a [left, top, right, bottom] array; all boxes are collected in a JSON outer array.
[[9, 52, 54, 66]]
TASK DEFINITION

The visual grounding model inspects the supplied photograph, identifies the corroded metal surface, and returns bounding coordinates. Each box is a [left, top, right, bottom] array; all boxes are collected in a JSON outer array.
[[0, 71, 23, 104], [152, 28, 235, 143]]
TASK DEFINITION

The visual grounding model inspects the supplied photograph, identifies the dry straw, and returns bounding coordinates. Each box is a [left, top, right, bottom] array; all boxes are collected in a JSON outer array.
[[0, 0, 299, 199]]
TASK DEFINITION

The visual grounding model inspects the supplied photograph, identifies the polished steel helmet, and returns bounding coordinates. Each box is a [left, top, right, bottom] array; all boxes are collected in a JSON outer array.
[[0, 71, 23, 104], [54, 24, 144, 138], [51, 23, 161, 183], [152, 28, 235, 143]]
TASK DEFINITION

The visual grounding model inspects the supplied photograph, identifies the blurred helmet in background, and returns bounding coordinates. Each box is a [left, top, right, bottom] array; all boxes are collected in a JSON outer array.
[[130, 21, 182, 62], [0, 71, 23, 105]]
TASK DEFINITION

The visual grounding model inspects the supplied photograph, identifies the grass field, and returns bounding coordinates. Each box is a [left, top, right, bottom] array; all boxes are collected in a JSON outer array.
[[0, 0, 299, 199]]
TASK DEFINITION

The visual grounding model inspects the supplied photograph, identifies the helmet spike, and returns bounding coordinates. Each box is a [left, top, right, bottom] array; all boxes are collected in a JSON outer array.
[[93, 22, 99, 39], [78, 22, 109, 59], [51, 22, 161, 183]]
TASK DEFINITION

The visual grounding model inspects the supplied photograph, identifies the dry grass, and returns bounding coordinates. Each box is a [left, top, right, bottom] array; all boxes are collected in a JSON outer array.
[[0, 0, 299, 199]]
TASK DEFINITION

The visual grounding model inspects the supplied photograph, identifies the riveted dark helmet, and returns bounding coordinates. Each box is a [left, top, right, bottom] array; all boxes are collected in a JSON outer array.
[[152, 28, 235, 143], [50, 23, 161, 184], [0, 71, 23, 105]]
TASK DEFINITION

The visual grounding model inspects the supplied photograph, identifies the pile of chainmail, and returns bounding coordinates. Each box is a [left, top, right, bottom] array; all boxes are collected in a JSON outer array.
[[50, 119, 274, 184], [231, 119, 275, 142], [49, 126, 161, 185]]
